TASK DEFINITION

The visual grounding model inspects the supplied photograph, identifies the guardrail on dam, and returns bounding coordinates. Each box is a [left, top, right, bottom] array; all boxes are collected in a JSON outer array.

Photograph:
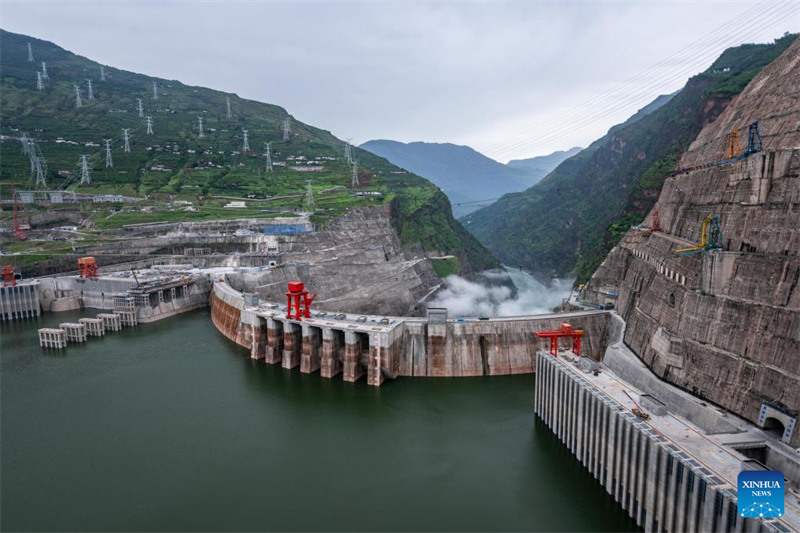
[[210, 280, 612, 385]]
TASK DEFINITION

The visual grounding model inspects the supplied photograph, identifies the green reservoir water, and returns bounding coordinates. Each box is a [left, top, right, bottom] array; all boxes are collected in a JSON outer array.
[[1, 309, 638, 532]]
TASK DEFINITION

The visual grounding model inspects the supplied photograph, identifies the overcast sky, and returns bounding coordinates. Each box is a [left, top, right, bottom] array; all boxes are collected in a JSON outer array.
[[2, 1, 798, 162]]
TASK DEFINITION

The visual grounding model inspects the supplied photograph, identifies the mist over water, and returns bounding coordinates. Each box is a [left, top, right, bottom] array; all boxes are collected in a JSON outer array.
[[428, 268, 574, 317]]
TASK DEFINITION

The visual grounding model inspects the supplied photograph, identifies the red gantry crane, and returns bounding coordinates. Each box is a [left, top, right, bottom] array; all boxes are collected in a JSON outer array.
[[536, 323, 584, 358]]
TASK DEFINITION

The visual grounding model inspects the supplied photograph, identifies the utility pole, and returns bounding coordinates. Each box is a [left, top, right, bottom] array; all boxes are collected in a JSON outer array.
[[198, 117, 204, 139], [27, 42, 33, 62], [79, 155, 91, 185], [100, 65, 106, 81], [104, 139, 113, 168], [86, 79, 94, 100], [283, 118, 291, 141], [264, 142, 273, 172], [351, 158, 359, 187], [74, 85, 82, 108], [242, 129, 250, 152], [226, 96, 232, 120], [137, 98, 144, 118], [145, 116, 153, 135], [123, 128, 131, 153], [41, 62, 49, 80], [152, 81, 158, 100], [306, 180, 314, 209], [36, 72, 44, 91]]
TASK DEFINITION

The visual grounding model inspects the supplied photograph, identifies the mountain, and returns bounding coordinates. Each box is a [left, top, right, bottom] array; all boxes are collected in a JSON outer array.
[[583, 37, 800, 443], [360, 140, 565, 217], [461, 34, 798, 281], [506, 146, 582, 175], [0, 29, 499, 274]]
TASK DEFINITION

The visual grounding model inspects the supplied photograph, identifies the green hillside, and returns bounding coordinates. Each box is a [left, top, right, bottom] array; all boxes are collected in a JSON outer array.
[[0, 29, 498, 273], [462, 33, 797, 282]]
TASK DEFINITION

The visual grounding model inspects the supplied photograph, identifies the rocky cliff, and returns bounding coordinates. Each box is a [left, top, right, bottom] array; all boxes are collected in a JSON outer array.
[[583, 38, 800, 446]]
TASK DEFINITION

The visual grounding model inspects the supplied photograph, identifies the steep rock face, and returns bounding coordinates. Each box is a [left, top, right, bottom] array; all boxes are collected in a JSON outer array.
[[584, 39, 800, 445]]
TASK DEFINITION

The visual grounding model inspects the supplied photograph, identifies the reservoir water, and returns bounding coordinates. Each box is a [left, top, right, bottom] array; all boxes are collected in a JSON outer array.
[[1, 309, 638, 532]]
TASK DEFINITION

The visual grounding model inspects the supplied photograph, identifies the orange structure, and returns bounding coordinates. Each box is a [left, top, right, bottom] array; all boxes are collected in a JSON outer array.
[[285, 281, 316, 320], [78, 257, 98, 279], [535, 323, 584, 358], [2, 265, 17, 287]]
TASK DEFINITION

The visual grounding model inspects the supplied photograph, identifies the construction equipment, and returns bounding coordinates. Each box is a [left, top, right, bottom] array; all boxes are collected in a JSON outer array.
[[285, 281, 316, 320], [78, 257, 98, 279], [674, 214, 722, 255], [131, 268, 141, 288], [535, 323, 584, 358], [3, 265, 17, 287], [12, 187, 28, 241], [624, 391, 651, 420], [726, 129, 742, 159], [744, 120, 763, 156]]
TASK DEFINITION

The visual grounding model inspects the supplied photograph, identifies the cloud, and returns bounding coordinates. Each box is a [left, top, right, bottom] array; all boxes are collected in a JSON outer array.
[[427, 270, 573, 317]]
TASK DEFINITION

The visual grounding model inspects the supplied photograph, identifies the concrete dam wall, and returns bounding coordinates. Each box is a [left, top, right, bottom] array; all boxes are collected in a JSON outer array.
[[210, 280, 612, 384]]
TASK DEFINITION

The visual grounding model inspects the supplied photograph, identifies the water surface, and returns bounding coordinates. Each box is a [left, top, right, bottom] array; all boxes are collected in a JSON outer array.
[[1, 309, 637, 532]]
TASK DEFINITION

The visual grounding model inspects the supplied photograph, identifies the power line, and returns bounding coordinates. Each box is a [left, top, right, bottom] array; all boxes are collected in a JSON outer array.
[[79, 155, 92, 185], [264, 142, 273, 172], [104, 139, 113, 168]]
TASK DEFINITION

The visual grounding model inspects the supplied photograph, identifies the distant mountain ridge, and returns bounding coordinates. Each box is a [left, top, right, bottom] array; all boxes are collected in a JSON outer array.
[[461, 34, 798, 282], [506, 147, 582, 174], [359, 140, 577, 217]]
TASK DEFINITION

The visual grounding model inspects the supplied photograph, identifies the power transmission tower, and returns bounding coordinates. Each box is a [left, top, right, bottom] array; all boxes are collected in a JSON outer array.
[[74, 85, 82, 108], [152, 81, 158, 100], [351, 158, 359, 187], [198, 117, 204, 139], [34, 155, 47, 187], [226, 96, 232, 120], [137, 98, 144, 117], [123, 128, 131, 153], [283, 118, 291, 141], [264, 142, 273, 172], [79, 155, 92, 185], [36, 72, 44, 91], [306, 180, 314, 209], [145, 116, 153, 135], [86, 79, 94, 100], [344, 141, 352, 164], [41, 62, 49, 79], [100, 65, 106, 81], [104, 139, 113, 168], [242, 129, 250, 152], [27, 42, 33, 62], [20, 132, 30, 155]]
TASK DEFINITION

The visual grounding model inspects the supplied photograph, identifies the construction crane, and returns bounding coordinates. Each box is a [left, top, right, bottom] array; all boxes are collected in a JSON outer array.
[[726, 129, 742, 159], [12, 187, 28, 241], [744, 120, 763, 156], [674, 214, 722, 255]]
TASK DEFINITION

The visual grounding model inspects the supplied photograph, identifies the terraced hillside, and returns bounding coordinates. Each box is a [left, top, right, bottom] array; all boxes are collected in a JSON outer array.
[[0, 29, 498, 273]]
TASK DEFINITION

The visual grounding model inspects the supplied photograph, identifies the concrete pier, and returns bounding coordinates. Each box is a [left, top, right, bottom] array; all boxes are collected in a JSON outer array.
[[97, 313, 122, 331], [534, 351, 800, 532], [320, 327, 344, 378], [59, 323, 87, 343], [79, 318, 105, 337], [300, 324, 321, 374], [282, 322, 301, 369], [38, 328, 66, 348]]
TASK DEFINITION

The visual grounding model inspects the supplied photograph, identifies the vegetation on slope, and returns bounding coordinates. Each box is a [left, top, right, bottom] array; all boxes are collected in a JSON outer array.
[[0, 29, 499, 273], [462, 33, 797, 283]]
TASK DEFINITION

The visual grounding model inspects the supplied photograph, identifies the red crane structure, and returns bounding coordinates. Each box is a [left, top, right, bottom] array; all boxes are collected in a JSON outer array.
[[285, 281, 316, 320], [78, 257, 99, 279], [2, 265, 17, 287], [535, 323, 584, 358]]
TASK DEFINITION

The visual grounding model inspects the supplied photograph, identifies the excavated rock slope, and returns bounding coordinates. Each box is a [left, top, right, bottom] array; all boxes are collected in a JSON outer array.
[[584, 38, 800, 445]]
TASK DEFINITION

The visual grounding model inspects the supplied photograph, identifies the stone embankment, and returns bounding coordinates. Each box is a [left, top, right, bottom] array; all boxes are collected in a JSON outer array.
[[584, 38, 800, 446]]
